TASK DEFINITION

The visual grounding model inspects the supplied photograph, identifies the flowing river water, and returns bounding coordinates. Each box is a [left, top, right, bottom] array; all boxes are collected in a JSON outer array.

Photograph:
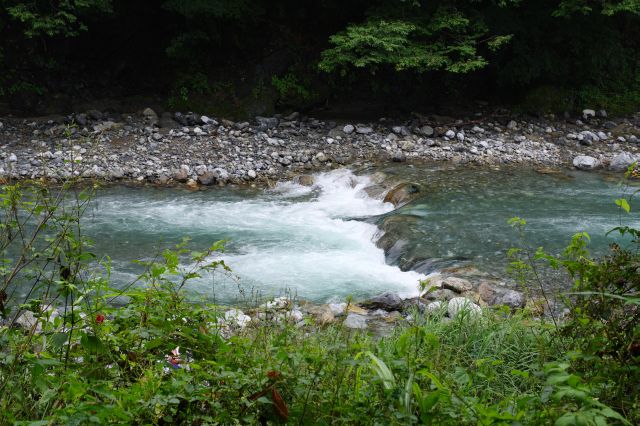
[[83, 165, 638, 303]]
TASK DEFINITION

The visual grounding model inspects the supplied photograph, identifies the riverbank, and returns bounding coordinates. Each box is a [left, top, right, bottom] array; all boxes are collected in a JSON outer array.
[[1, 108, 639, 186]]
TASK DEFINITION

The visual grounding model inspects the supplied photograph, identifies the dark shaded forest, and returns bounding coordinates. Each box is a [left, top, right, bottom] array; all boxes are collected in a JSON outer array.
[[1, 0, 639, 118]]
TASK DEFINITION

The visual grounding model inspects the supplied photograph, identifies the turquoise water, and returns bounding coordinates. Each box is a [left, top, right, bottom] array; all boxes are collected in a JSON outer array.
[[83, 166, 638, 302]]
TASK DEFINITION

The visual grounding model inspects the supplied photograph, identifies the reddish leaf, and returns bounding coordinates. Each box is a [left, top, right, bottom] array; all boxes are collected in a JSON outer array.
[[271, 388, 289, 421]]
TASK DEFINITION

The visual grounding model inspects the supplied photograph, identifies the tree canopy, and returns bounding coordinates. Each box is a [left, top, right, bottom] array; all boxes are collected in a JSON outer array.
[[1, 0, 639, 115]]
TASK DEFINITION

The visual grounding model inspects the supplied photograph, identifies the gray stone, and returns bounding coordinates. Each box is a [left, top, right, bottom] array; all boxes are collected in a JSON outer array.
[[419, 125, 434, 137], [343, 124, 355, 134], [86, 109, 103, 120], [295, 175, 315, 186], [213, 168, 229, 182], [597, 109, 607, 118], [445, 130, 456, 138], [392, 151, 407, 162], [579, 131, 599, 142], [174, 165, 190, 182], [343, 313, 367, 329], [200, 115, 218, 126], [256, 116, 279, 130], [361, 292, 403, 311], [284, 111, 299, 121], [573, 155, 600, 170], [93, 121, 119, 132], [328, 303, 347, 316], [315, 152, 328, 162], [15, 310, 41, 333], [425, 301, 443, 314], [8, 153, 17, 162], [424, 288, 457, 301], [142, 107, 158, 125], [197, 171, 216, 185], [399, 140, 415, 151], [609, 152, 636, 172], [498, 290, 525, 309], [448, 297, 482, 318], [507, 120, 518, 130], [224, 309, 251, 328], [356, 126, 373, 135], [442, 277, 473, 293]]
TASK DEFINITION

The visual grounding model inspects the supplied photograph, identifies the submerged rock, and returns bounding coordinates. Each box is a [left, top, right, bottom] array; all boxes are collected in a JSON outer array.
[[294, 174, 315, 186], [383, 182, 421, 207]]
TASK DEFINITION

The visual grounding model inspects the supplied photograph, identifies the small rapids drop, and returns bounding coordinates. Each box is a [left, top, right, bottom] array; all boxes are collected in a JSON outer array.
[[84, 169, 426, 302]]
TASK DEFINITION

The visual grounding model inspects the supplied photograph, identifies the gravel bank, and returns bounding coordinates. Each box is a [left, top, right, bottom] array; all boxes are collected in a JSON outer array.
[[1, 109, 639, 186]]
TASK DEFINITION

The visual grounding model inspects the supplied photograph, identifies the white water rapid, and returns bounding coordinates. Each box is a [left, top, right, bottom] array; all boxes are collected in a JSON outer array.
[[86, 169, 426, 302]]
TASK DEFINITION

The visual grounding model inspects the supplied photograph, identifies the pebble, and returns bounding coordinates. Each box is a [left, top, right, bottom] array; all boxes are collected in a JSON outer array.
[[0, 110, 637, 186]]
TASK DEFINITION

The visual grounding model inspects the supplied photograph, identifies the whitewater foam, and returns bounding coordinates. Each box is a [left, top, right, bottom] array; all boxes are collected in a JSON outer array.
[[85, 169, 426, 302]]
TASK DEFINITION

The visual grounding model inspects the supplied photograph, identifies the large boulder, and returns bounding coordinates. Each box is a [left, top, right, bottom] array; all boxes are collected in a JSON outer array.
[[343, 313, 367, 329], [573, 155, 600, 170], [361, 292, 403, 311], [448, 297, 482, 318], [441, 277, 473, 293], [609, 152, 636, 172]]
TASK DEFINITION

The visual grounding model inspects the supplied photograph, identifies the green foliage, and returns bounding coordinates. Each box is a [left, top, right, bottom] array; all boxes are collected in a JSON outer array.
[[0, 174, 637, 424], [2, 0, 112, 38], [318, 8, 506, 75]]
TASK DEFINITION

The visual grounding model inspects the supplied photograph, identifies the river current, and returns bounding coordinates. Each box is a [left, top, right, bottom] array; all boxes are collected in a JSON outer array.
[[83, 165, 637, 303]]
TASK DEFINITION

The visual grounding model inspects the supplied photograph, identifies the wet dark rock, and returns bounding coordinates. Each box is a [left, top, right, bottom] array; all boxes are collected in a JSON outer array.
[[423, 288, 457, 301], [383, 182, 422, 206], [294, 175, 314, 186], [361, 292, 403, 311]]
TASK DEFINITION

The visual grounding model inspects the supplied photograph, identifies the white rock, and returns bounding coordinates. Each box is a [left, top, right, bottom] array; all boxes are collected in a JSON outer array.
[[261, 296, 290, 310], [582, 109, 596, 120], [609, 152, 636, 172], [573, 155, 600, 170], [425, 301, 443, 314], [193, 127, 205, 136], [343, 313, 367, 329], [8, 153, 17, 162], [224, 309, 251, 328], [456, 131, 465, 142], [328, 303, 347, 315], [247, 169, 257, 179], [448, 297, 482, 318], [343, 124, 355, 134], [16, 310, 42, 333], [356, 126, 373, 135], [445, 130, 455, 138], [287, 309, 304, 322]]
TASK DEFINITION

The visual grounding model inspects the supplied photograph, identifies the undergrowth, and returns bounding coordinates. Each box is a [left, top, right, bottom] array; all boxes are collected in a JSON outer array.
[[0, 172, 638, 424]]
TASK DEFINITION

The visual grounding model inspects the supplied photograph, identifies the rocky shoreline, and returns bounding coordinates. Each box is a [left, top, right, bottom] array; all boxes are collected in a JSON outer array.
[[1, 108, 639, 186]]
